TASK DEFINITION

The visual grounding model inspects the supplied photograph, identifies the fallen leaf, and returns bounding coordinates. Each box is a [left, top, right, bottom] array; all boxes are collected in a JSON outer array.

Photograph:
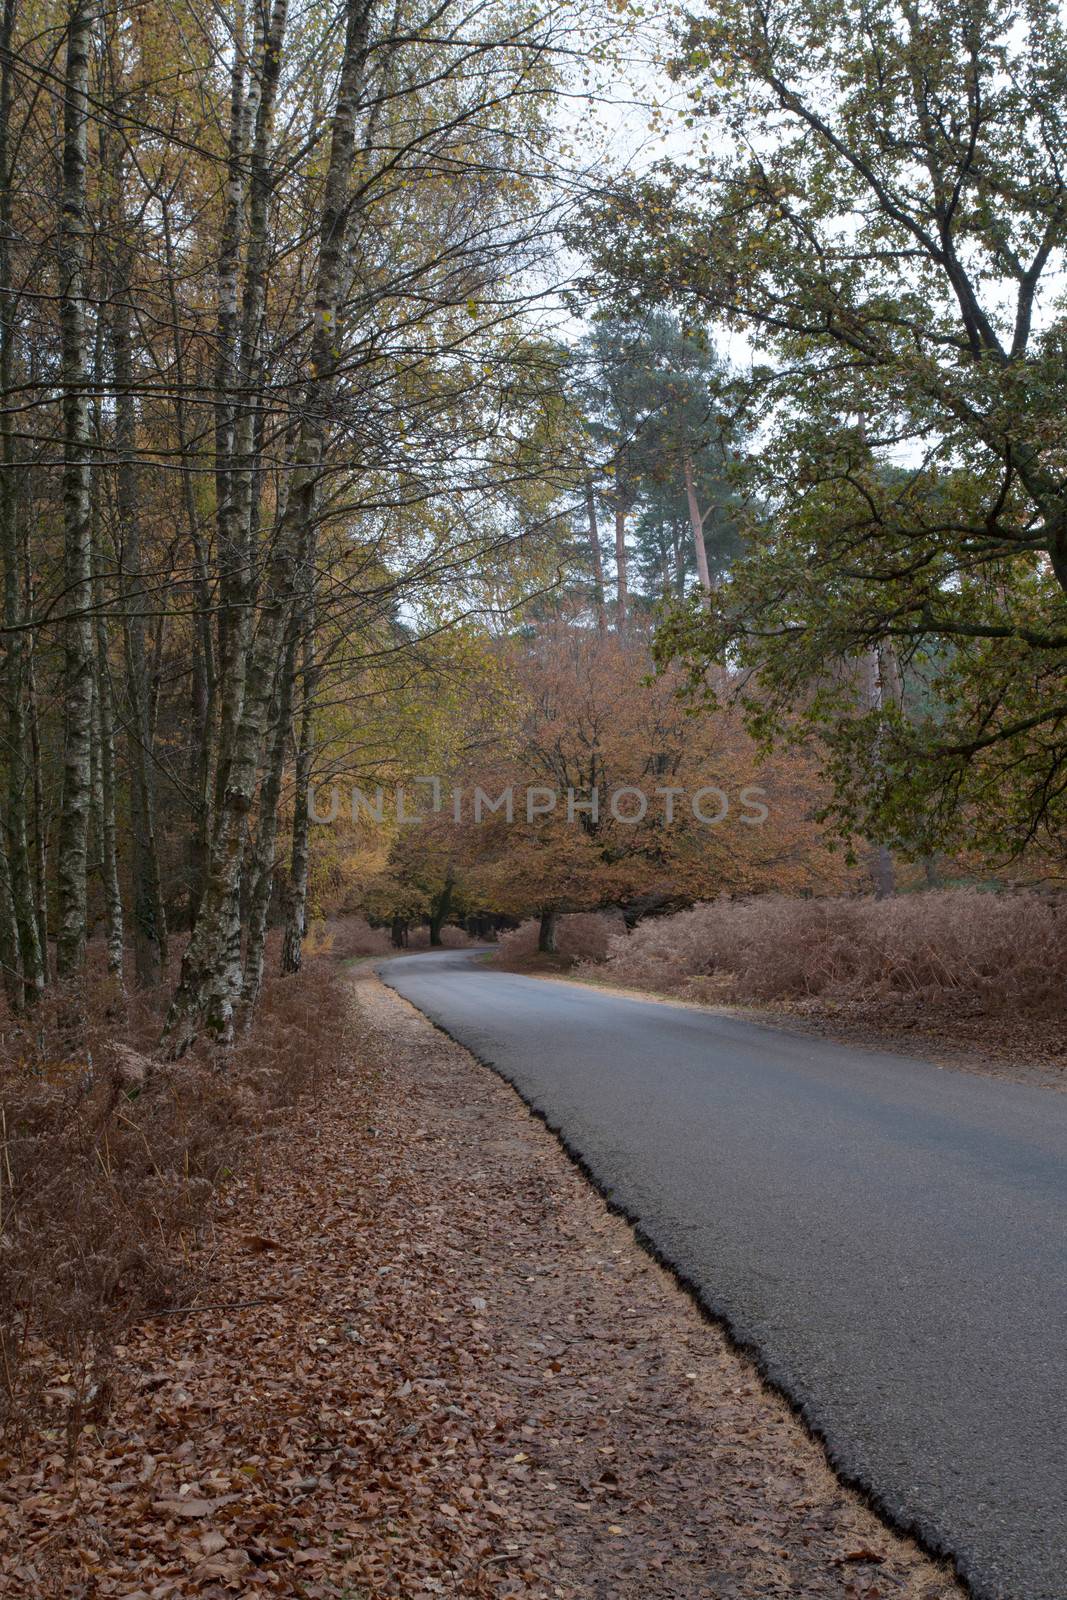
[[241, 1232, 285, 1254], [155, 1494, 238, 1519]]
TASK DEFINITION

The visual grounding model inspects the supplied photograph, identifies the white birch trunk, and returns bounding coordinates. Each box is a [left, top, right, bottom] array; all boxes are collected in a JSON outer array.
[[212, 4, 257, 815], [55, 0, 94, 981], [93, 578, 124, 981], [163, 0, 376, 1053], [0, 0, 43, 1004], [240, 619, 298, 1016], [280, 620, 316, 975]]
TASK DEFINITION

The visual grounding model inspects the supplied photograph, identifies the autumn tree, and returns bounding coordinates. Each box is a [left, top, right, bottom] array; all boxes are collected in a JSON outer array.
[[443, 614, 856, 942], [0, 0, 579, 1044]]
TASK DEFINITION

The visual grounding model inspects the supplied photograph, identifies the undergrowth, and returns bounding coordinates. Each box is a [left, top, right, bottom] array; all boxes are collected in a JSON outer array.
[[496, 912, 625, 964], [582, 890, 1067, 1015], [0, 934, 351, 1458]]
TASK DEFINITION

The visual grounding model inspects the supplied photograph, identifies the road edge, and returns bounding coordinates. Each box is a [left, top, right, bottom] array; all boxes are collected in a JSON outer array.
[[376, 961, 981, 1600]]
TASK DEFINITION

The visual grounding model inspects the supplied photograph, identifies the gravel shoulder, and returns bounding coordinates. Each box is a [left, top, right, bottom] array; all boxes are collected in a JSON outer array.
[[1, 969, 964, 1599]]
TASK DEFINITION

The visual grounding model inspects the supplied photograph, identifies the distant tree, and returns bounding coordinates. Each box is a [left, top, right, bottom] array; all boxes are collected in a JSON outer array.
[[626, 316, 742, 599], [573, 315, 742, 618], [575, 318, 655, 627], [461, 616, 858, 932]]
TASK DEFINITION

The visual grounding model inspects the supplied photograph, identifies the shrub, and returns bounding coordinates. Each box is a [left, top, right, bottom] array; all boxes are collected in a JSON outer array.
[[404, 924, 475, 949], [316, 916, 393, 958], [588, 890, 1067, 1015], [0, 942, 351, 1454], [497, 911, 626, 963]]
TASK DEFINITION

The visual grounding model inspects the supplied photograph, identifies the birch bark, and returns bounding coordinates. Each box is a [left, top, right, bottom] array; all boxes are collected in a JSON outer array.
[[212, 4, 257, 815], [55, 0, 94, 981], [112, 255, 168, 984], [280, 620, 316, 975], [92, 578, 124, 979], [240, 616, 298, 1015], [163, 0, 376, 1052], [0, 0, 43, 1003]]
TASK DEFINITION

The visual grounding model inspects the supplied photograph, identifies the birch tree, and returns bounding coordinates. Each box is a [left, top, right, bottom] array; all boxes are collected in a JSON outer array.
[[163, 0, 377, 1053], [0, 0, 43, 1005], [55, 0, 94, 981], [0, 0, 573, 1036]]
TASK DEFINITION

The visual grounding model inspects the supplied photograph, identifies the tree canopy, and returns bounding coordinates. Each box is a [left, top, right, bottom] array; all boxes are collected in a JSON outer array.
[[578, 0, 1067, 863]]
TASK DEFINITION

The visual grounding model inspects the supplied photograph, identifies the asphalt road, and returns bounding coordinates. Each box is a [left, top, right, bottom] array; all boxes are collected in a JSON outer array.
[[378, 949, 1067, 1600]]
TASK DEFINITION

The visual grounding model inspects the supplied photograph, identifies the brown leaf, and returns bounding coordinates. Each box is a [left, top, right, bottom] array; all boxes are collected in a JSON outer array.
[[155, 1494, 239, 1519]]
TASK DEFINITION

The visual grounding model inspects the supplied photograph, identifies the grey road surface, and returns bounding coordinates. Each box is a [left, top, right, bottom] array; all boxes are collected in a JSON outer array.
[[379, 949, 1067, 1600]]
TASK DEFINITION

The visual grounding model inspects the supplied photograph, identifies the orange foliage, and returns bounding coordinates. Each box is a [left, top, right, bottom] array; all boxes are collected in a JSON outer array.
[[427, 618, 859, 921]]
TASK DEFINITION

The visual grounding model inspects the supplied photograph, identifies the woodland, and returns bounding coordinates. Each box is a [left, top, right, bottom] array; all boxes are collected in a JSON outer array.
[[1, 0, 1065, 1046], [1, 0, 1066, 1545]]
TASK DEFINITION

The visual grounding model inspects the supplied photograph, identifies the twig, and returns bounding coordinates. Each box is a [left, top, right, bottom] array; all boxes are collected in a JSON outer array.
[[139, 1294, 290, 1320]]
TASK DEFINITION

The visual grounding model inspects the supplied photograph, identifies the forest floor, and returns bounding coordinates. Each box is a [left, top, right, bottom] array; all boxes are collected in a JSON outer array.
[[494, 955, 1065, 1092], [2, 966, 964, 1600]]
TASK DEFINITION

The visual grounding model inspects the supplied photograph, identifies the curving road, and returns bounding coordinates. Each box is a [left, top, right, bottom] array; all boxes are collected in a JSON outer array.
[[378, 948, 1067, 1600]]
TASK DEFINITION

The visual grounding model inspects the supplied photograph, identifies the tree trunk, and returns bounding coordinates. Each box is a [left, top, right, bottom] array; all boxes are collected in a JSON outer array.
[[866, 647, 896, 898], [87, 248, 124, 986], [683, 454, 713, 595], [429, 872, 454, 947], [224, 0, 290, 1005], [0, 835, 22, 1011], [55, 0, 95, 982], [240, 619, 298, 1017], [614, 495, 628, 629], [671, 524, 687, 601], [538, 907, 558, 954], [0, 0, 43, 1005], [160, 196, 215, 922], [26, 587, 48, 973], [113, 262, 167, 985], [187, 633, 212, 921], [584, 473, 606, 632], [280, 621, 317, 975], [212, 16, 254, 816], [92, 577, 124, 981], [217, 0, 288, 825], [163, 0, 376, 1054]]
